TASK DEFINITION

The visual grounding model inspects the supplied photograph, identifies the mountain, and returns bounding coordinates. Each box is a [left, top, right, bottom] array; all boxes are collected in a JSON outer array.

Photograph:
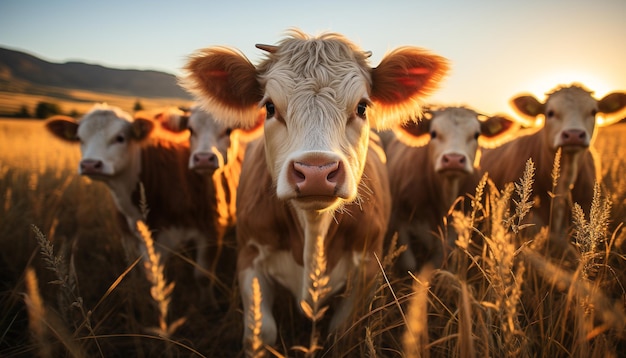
[[0, 47, 192, 100]]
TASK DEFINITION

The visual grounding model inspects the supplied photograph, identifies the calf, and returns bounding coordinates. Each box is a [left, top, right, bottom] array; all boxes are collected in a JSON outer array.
[[386, 106, 516, 270], [481, 84, 626, 243], [45, 104, 232, 304], [180, 29, 448, 350], [154, 105, 263, 230]]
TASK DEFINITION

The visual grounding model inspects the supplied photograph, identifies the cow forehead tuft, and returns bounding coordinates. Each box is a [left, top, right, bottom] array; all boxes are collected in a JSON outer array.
[[79, 109, 133, 135], [259, 34, 371, 85]]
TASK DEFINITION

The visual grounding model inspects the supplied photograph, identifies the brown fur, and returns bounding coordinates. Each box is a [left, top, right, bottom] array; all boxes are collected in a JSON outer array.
[[481, 130, 596, 229], [235, 135, 390, 274]]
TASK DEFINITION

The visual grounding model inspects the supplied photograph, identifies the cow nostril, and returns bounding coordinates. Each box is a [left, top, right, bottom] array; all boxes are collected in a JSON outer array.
[[327, 163, 341, 182], [292, 165, 306, 181]]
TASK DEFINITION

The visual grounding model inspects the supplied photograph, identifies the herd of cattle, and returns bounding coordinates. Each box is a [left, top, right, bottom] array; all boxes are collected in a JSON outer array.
[[44, 29, 626, 352]]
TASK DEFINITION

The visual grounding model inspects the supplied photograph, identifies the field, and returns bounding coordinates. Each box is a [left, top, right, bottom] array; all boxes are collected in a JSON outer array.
[[0, 88, 192, 118], [1, 118, 625, 357]]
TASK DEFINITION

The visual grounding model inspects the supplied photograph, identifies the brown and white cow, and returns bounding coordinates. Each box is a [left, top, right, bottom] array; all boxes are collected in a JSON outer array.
[[386, 106, 516, 271], [45, 104, 233, 305], [481, 84, 626, 242], [154, 105, 263, 230], [179, 29, 448, 350]]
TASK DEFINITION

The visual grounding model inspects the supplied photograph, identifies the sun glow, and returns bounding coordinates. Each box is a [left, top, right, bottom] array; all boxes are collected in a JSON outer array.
[[520, 69, 615, 101]]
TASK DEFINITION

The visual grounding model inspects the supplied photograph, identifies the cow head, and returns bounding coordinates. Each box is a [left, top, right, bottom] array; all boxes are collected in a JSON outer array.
[[181, 29, 448, 212], [45, 104, 154, 179], [150, 105, 263, 173], [393, 107, 516, 175], [511, 84, 626, 153]]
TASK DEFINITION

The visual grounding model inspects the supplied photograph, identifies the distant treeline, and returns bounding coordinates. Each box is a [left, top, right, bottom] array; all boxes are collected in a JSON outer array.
[[8, 100, 146, 119]]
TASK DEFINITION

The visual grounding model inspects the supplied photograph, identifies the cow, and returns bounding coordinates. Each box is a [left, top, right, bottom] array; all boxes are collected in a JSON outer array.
[[153, 105, 264, 289], [154, 105, 263, 230], [179, 29, 449, 351], [386, 106, 517, 271], [480, 84, 626, 244], [44, 104, 234, 306]]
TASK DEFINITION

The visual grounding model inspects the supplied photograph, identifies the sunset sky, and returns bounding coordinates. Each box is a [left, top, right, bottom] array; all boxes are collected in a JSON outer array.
[[1, 0, 624, 119]]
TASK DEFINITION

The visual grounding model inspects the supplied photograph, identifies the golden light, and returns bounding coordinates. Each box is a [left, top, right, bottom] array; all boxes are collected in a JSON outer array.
[[520, 69, 615, 101]]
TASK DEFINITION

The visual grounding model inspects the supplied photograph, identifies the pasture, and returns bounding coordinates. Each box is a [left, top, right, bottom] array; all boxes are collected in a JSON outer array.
[[1, 118, 625, 357]]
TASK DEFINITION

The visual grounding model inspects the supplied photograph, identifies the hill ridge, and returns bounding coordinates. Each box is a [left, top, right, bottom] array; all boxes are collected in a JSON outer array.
[[0, 47, 192, 100]]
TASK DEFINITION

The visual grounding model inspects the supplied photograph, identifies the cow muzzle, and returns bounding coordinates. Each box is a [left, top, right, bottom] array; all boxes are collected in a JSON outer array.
[[79, 159, 106, 177], [437, 153, 471, 175], [558, 129, 589, 150], [290, 159, 345, 198], [190, 152, 222, 173]]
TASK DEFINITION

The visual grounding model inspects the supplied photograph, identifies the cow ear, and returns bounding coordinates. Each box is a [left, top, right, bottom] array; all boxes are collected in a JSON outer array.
[[180, 47, 262, 129], [45, 115, 79, 142], [131, 118, 154, 140], [391, 112, 432, 147], [370, 47, 449, 129], [235, 107, 265, 143], [511, 94, 544, 122], [478, 115, 519, 149], [596, 92, 626, 127]]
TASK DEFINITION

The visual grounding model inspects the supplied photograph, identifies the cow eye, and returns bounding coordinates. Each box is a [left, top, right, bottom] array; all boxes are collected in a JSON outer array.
[[474, 132, 480, 140], [265, 102, 276, 119], [430, 130, 437, 139], [356, 102, 367, 119], [546, 110, 555, 118], [225, 128, 233, 136], [115, 134, 126, 143], [591, 109, 598, 116]]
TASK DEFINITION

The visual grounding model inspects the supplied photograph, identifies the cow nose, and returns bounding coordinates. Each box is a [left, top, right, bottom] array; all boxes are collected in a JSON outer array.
[[193, 152, 219, 170], [441, 153, 466, 170], [561, 129, 587, 146], [80, 159, 103, 174], [290, 160, 344, 197]]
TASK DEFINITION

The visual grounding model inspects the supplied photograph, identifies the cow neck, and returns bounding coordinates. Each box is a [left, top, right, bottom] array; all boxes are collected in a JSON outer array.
[[439, 174, 463, 214], [551, 149, 583, 234], [105, 143, 143, 231], [422, 152, 452, 218], [296, 208, 334, 306]]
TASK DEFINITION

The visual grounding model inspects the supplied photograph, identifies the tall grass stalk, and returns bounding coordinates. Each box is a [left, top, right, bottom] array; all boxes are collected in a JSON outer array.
[[296, 234, 331, 357], [31, 224, 101, 355], [572, 183, 611, 280], [23, 267, 86, 357], [24, 267, 50, 358], [246, 276, 265, 358], [136, 220, 185, 339], [402, 265, 432, 358], [481, 160, 535, 356]]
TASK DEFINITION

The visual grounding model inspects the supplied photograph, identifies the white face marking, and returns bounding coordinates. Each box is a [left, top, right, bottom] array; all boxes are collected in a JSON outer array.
[[76, 109, 140, 179], [427, 108, 481, 174], [186, 107, 235, 172], [543, 87, 598, 151], [260, 41, 372, 212]]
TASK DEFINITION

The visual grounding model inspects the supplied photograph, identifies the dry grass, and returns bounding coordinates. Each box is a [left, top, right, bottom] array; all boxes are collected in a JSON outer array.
[[0, 89, 191, 117], [2, 119, 626, 357]]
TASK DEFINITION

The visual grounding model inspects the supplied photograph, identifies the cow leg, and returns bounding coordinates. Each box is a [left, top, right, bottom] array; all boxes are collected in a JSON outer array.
[[328, 254, 378, 335], [239, 265, 277, 352], [397, 225, 417, 272], [194, 225, 228, 308]]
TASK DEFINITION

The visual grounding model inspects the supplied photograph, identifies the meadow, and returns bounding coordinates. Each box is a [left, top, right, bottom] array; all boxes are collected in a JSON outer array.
[[1, 118, 625, 357]]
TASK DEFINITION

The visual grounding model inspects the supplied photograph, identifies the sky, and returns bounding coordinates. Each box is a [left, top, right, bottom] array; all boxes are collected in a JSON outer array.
[[1, 0, 625, 119]]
